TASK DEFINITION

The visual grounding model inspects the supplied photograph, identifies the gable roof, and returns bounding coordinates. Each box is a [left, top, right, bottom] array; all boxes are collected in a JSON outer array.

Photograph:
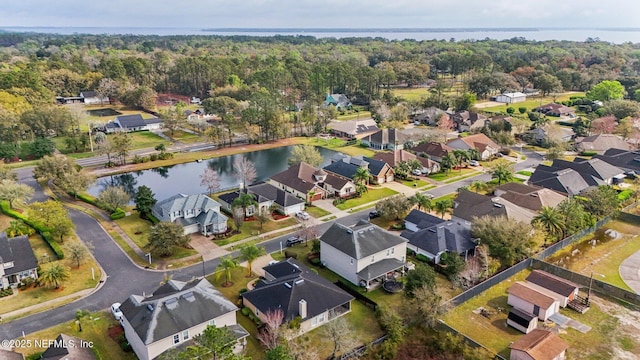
[[41, 334, 96, 360], [242, 258, 354, 322], [0, 232, 37, 276], [509, 329, 569, 360], [528, 166, 592, 196], [362, 157, 390, 176], [494, 183, 566, 212], [115, 114, 147, 128], [0, 348, 24, 360], [119, 278, 239, 345], [404, 209, 446, 229], [80, 90, 98, 98], [508, 282, 557, 309], [595, 149, 640, 173], [401, 220, 476, 256], [452, 190, 507, 222], [364, 128, 415, 146], [328, 119, 379, 137], [153, 194, 222, 221], [410, 142, 453, 159], [448, 133, 499, 152], [323, 160, 361, 180], [530, 158, 624, 190], [508, 308, 537, 328], [526, 270, 580, 297], [270, 162, 326, 194], [320, 222, 407, 260], [575, 134, 631, 152], [372, 150, 416, 168], [249, 182, 305, 208]]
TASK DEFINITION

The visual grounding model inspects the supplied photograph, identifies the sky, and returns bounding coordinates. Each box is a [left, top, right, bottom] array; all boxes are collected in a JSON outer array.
[[2, 0, 639, 29]]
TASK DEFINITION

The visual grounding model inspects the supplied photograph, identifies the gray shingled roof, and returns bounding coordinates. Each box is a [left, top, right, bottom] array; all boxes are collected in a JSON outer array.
[[526, 270, 580, 297], [363, 157, 389, 177], [452, 190, 507, 222], [249, 182, 304, 208], [153, 194, 222, 222], [320, 222, 407, 260], [119, 279, 240, 345], [402, 220, 476, 257], [595, 149, 640, 173], [529, 166, 592, 196], [242, 258, 354, 322], [41, 334, 96, 360], [0, 232, 37, 276], [115, 114, 147, 128], [405, 209, 445, 230], [323, 161, 360, 180], [356, 258, 406, 281]]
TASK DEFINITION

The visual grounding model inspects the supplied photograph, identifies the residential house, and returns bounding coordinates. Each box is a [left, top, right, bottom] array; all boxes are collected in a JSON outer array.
[[493, 183, 567, 213], [320, 221, 408, 289], [509, 329, 569, 360], [594, 148, 640, 175], [151, 194, 228, 236], [40, 334, 96, 360], [328, 119, 379, 140], [80, 90, 109, 105], [360, 128, 425, 150], [575, 134, 632, 154], [413, 107, 448, 126], [242, 258, 354, 334], [525, 270, 580, 308], [269, 162, 355, 202], [218, 183, 305, 216], [495, 92, 526, 104], [507, 281, 560, 321], [534, 103, 575, 117], [372, 150, 440, 175], [446, 133, 499, 160], [0, 232, 38, 289], [524, 126, 575, 145], [324, 154, 394, 184], [404, 209, 446, 233], [119, 278, 248, 360], [450, 111, 488, 132], [507, 308, 538, 334], [401, 214, 477, 264], [527, 167, 591, 197], [410, 142, 454, 163], [529, 158, 625, 192], [0, 348, 24, 360], [324, 94, 352, 109], [105, 114, 164, 133]]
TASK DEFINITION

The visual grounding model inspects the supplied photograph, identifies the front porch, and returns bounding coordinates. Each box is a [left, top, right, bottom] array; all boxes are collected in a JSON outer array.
[[356, 258, 406, 290]]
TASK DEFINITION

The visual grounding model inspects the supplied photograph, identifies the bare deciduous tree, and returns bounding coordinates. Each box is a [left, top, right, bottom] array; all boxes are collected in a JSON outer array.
[[200, 167, 221, 195], [256, 309, 284, 350], [322, 315, 359, 359], [233, 157, 257, 188]]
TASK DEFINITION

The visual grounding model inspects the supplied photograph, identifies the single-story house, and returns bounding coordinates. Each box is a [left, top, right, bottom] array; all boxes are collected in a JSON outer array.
[[105, 114, 163, 133], [450, 111, 488, 132], [269, 162, 355, 202], [361, 128, 423, 151], [507, 308, 538, 334], [328, 119, 379, 140], [0, 232, 38, 289], [507, 281, 560, 321], [80, 90, 109, 105], [524, 126, 575, 145], [529, 158, 625, 191], [509, 329, 569, 360], [493, 183, 567, 213], [218, 183, 306, 216], [119, 278, 248, 360], [495, 92, 526, 104], [446, 133, 499, 160], [151, 194, 228, 236], [320, 220, 407, 289], [40, 334, 96, 360], [410, 142, 454, 163], [324, 94, 352, 109], [534, 103, 575, 117], [324, 154, 394, 184], [412, 107, 448, 126], [575, 134, 632, 154], [525, 270, 580, 308], [401, 217, 477, 264], [242, 258, 354, 335], [594, 148, 640, 175], [372, 150, 440, 174]]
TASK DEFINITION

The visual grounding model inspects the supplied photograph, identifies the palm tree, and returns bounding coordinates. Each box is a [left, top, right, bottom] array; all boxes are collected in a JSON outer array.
[[491, 163, 513, 185], [239, 244, 265, 277], [440, 153, 456, 174], [452, 149, 469, 171], [434, 199, 453, 219], [232, 193, 258, 218], [467, 148, 479, 161], [215, 256, 238, 287], [395, 161, 411, 179], [352, 167, 370, 186], [470, 180, 487, 193], [410, 193, 433, 212], [39, 263, 70, 289], [532, 206, 564, 243]]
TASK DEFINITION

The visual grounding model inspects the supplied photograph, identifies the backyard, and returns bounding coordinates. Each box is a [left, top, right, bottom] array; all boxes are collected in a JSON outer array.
[[335, 187, 399, 210]]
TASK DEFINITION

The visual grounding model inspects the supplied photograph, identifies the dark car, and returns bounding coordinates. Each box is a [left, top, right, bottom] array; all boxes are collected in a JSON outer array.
[[285, 236, 304, 247], [369, 210, 379, 219]]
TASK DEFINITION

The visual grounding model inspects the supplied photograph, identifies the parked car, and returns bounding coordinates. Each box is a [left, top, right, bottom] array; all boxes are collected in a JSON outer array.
[[296, 211, 310, 220], [412, 169, 422, 176], [111, 302, 123, 320], [285, 236, 304, 247], [369, 210, 380, 219], [469, 160, 480, 166]]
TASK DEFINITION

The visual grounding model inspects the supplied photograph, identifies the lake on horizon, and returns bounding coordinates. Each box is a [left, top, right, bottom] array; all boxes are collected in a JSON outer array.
[[87, 145, 338, 202]]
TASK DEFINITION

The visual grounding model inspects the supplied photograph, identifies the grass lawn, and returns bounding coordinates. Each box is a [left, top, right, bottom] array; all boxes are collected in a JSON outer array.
[[444, 172, 483, 184], [127, 131, 168, 149], [305, 205, 331, 218], [215, 217, 299, 246], [0, 235, 101, 316], [304, 138, 376, 158], [481, 92, 585, 114], [392, 88, 431, 101], [166, 129, 203, 144], [336, 111, 372, 121], [517, 170, 532, 176], [442, 267, 636, 359], [545, 219, 640, 291], [428, 168, 478, 182], [397, 178, 430, 188], [335, 188, 399, 210], [15, 311, 136, 359]]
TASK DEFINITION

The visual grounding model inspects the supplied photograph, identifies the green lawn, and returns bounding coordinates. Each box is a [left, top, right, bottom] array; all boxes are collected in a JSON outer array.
[[429, 168, 478, 182], [16, 311, 136, 359], [517, 170, 532, 176], [392, 88, 431, 101], [305, 205, 331, 218], [127, 131, 168, 149], [166, 129, 203, 144], [304, 138, 376, 158], [336, 111, 372, 121], [214, 216, 299, 246], [335, 188, 399, 210], [397, 178, 431, 188], [481, 92, 585, 114]]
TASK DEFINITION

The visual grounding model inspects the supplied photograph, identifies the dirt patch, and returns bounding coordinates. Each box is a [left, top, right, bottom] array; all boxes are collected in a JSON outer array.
[[590, 296, 640, 359], [108, 324, 124, 340]]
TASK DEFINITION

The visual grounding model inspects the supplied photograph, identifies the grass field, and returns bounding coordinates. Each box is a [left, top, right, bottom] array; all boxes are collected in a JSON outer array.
[[481, 92, 586, 114], [336, 111, 372, 121], [304, 137, 376, 158], [429, 168, 479, 182], [335, 188, 399, 210], [392, 88, 431, 101], [166, 129, 203, 143], [397, 178, 431, 188]]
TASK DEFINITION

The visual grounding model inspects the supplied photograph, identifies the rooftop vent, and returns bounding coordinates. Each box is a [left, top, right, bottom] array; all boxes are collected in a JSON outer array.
[[182, 292, 196, 302], [530, 193, 539, 197], [493, 203, 503, 208], [146, 304, 154, 312], [165, 297, 179, 310], [358, 230, 365, 234], [284, 282, 292, 289], [346, 229, 353, 234], [295, 279, 305, 285]]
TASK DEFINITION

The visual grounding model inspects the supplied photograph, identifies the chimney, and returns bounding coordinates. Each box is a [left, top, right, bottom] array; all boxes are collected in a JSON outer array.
[[299, 299, 307, 319]]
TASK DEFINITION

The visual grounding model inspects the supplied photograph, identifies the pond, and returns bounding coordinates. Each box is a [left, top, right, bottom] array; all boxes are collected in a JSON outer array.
[[87, 145, 339, 201], [86, 108, 122, 117], [545, 227, 617, 268]]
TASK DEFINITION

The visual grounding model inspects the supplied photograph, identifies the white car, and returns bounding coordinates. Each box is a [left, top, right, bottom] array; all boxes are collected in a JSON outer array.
[[469, 160, 480, 166], [412, 169, 422, 176], [296, 211, 310, 220], [111, 302, 123, 320]]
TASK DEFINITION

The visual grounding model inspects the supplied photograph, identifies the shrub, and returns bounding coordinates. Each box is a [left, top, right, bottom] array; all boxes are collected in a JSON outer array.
[[0, 201, 64, 259], [241, 307, 251, 316], [391, 222, 406, 230], [618, 189, 634, 201], [110, 208, 126, 220], [309, 257, 322, 266], [506, 107, 515, 115], [406, 248, 416, 256], [518, 107, 527, 114], [149, 153, 158, 161], [77, 193, 99, 207], [239, 288, 248, 294], [284, 250, 298, 259], [158, 152, 174, 160], [21, 277, 34, 288], [0, 288, 14, 297], [580, 151, 598, 157], [416, 254, 431, 263]]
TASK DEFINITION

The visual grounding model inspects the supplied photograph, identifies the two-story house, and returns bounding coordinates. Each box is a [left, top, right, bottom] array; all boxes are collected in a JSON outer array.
[[320, 220, 407, 289], [151, 194, 228, 236], [269, 162, 355, 202], [0, 232, 38, 289]]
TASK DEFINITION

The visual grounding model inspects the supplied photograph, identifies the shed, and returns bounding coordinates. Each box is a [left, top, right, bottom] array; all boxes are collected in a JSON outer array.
[[507, 308, 538, 334], [509, 329, 568, 360], [495, 92, 526, 104], [507, 282, 560, 321], [526, 270, 580, 307]]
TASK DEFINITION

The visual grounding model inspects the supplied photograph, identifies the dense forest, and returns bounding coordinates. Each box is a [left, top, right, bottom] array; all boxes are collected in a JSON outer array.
[[1, 32, 640, 156]]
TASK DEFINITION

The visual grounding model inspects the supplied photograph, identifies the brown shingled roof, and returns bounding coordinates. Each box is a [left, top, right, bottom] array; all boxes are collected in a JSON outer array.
[[510, 329, 569, 360], [508, 282, 557, 309]]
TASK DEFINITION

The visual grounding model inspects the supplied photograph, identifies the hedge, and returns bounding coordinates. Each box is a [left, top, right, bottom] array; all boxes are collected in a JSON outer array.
[[110, 208, 126, 220], [77, 193, 100, 207], [0, 200, 65, 259], [580, 151, 598, 157]]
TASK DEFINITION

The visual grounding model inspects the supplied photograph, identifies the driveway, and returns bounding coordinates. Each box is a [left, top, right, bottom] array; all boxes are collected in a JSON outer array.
[[619, 243, 640, 294]]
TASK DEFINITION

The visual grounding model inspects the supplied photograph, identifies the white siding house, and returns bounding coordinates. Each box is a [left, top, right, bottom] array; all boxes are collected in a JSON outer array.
[[495, 92, 526, 104]]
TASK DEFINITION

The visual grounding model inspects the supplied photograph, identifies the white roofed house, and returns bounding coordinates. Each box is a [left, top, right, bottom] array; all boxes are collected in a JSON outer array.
[[495, 92, 526, 104], [152, 194, 228, 236], [118, 278, 248, 360], [80, 90, 109, 105], [0, 232, 38, 289], [320, 221, 407, 289]]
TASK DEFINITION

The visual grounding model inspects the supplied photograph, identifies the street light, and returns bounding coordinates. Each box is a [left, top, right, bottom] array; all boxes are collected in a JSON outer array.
[[145, 252, 152, 265]]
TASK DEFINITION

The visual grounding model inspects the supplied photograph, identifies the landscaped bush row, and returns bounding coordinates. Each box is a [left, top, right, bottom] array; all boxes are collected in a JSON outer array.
[[110, 208, 126, 220], [618, 189, 634, 202], [580, 151, 598, 157], [0, 201, 64, 259], [73, 192, 129, 220], [132, 152, 174, 164], [0, 288, 14, 297]]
